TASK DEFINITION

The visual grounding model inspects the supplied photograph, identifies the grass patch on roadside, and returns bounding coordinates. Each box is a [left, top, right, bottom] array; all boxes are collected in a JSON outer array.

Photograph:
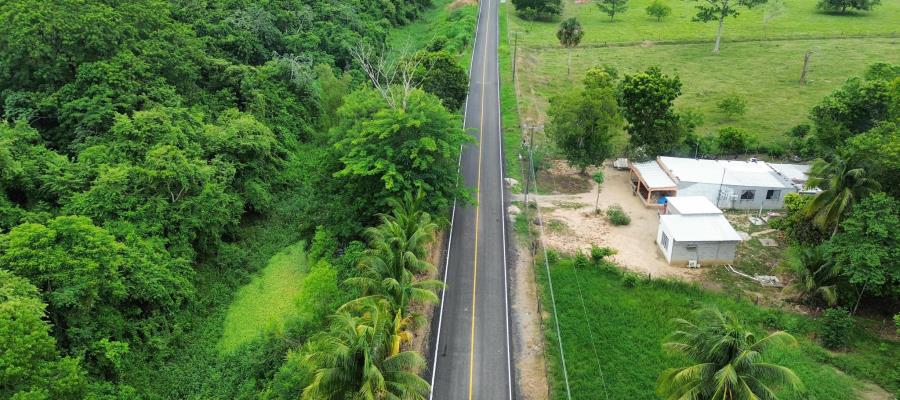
[[517, 38, 900, 143], [500, 1, 525, 187], [218, 241, 309, 353], [535, 256, 900, 399], [508, 0, 900, 46], [389, 0, 478, 70]]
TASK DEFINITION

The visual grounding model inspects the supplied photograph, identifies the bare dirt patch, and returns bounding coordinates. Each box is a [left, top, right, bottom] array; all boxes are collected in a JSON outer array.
[[447, 0, 477, 11], [536, 160, 594, 194], [512, 239, 550, 400], [517, 164, 698, 280]]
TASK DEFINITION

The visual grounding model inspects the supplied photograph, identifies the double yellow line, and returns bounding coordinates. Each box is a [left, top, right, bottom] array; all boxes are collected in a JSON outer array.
[[467, 0, 491, 397]]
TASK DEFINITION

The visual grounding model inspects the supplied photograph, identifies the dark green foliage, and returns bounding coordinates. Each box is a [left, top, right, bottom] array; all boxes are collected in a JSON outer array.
[[716, 93, 747, 120], [590, 245, 616, 264], [827, 193, 900, 303], [0, 270, 87, 399], [412, 51, 468, 111], [574, 252, 591, 268], [821, 307, 853, 349], [512, 0, 563, 17], [646, 0, 673, 21], [606, 204, 631, 225], [810, 70, 894, 151], [546, 69, 620, 172], [308, 226, 339, 263], [331, 88, 470, 215], [716, 126, 755, 155], [618, 67, 683, 156], [841, 122, 900, 198], [817, 0, 881, 13], [597, 0, 630, 21], [770, 193, 827, 245], [0, 216, 194, 359], [622, 273, 639, 288]]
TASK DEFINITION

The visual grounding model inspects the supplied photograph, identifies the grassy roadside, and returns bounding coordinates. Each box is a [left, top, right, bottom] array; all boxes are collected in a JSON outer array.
[[533, 254, 900, 399], [500, 0, 524, 190]]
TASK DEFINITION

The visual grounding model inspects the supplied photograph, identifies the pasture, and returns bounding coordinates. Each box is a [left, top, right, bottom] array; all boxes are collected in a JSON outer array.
[[534, 256, 900, 399]]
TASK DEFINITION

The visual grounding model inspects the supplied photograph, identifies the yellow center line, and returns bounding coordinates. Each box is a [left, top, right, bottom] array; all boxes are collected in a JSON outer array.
[[468, 0, 491, 398]]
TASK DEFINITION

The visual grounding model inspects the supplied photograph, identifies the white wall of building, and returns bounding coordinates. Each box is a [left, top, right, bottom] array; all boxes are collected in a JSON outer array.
[[677, 182, 796, 210]]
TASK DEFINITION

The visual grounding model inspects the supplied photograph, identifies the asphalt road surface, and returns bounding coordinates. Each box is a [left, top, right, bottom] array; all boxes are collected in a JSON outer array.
[[428, 0, 513, 398]]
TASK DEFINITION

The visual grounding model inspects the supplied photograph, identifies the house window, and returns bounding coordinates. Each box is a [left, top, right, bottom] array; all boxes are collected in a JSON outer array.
[[660, 232, 670, 250], [766, 189, 780, 200], [740, 190, 755, 200]]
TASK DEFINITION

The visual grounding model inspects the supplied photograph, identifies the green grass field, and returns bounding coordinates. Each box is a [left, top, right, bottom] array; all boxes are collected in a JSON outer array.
[[535, 256, 900, 399], [218, 241, 309, 352], [509, 0, 900, 46], [516, 37, 900, 143]]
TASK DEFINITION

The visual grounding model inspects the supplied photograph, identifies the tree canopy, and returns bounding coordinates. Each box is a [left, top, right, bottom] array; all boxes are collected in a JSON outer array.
[[618, 67, 684, 156]]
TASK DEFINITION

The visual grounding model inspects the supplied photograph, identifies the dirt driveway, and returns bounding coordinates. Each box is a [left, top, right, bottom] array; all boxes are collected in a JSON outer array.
[[514, 163, 699, 280]]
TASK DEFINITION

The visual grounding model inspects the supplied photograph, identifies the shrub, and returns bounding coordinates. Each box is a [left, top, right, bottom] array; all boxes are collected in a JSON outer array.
[[308, 226, 338, 262], [894, 314, 899, 335], [545, 249, 559, 265], [622, 273, 639, 288], [820, 307, 853, 349], [645, 0, 672, 21], [763, 313, 783, 330], [606, 204, 631, 226], [716, 126, 755, 155], [590, 245, 617, 264], [717, 94, 748, 120], [574, 252, 591, 268]]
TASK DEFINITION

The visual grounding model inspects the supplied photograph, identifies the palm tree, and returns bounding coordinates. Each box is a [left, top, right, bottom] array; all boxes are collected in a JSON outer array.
[[303, 300, 430, 400], [556, 17, 584, 80], [657, 308, 804, 400], [785, 245, 840, 308], [805, 156, 881, 236], [365, 191, 439, 278]]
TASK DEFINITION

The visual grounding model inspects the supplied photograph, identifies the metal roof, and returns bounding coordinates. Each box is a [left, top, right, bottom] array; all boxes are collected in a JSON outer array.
[[632, 161, 676, 189], [666, 196, 723, 215], [660, 214, 743, 242], [658, 157, 794, 189], [767, 163, 811, 189]]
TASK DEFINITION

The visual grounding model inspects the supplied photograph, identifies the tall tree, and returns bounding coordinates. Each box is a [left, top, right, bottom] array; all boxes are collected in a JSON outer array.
[[804, 156, 881, 235], [511, 0, 563, 16], [0, 270, 87, 399], [827, 193, 900, 314], [596, 0, 630, 21], [618, 67, 683, 156], [412, 51, 469, 111], [546, 69, 620, 172], [657, 308, 804, 400], [817, 0, 881, 14], [332, 88, 470, 216], [841, 122, 900, 198], [556, 17, 585, 80], [689, 0, 768, 53]]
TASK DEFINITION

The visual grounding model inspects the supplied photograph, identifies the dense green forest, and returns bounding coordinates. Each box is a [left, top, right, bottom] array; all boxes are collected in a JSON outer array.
[[0, 0, 475, 398]]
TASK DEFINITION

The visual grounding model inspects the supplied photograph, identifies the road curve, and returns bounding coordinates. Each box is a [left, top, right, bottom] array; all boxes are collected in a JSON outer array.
[[428, 0, 513, 398]]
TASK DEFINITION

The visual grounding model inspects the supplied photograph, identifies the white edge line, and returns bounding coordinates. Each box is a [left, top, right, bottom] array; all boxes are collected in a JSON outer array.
[[495, 2, 513, 399], [429, 0, 482, 397]]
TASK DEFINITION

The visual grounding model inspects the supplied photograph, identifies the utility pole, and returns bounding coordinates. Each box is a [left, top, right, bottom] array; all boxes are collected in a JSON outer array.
[[800, 50, 813, 85]]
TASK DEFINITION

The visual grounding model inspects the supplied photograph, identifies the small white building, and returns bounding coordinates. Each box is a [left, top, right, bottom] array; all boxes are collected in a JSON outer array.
[[656, 196, 742, 266], [632, 157, 809, 210]]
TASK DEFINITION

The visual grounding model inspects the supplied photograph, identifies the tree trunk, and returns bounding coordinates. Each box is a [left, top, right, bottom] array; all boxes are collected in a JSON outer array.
[[713, 15, 725, 54], [567, 47, 572, 80], [852, 281, 867, 315], [595, 185, 601, 212]]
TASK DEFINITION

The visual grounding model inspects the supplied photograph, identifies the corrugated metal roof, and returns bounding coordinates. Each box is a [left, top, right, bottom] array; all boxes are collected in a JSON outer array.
[[660, 214, 743, 242], [667, 196, 722, 215], [658, 157, 793, 189], [768, 163, 811, 189], [633, 161, 676, 189]]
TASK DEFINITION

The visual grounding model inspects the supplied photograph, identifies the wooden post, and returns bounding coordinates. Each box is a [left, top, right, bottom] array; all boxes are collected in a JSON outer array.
[[512, 31, 519, 81], [800, 51, 813, 85]]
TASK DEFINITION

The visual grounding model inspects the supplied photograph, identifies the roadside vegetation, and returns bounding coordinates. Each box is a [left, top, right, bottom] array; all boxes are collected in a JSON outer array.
[[0, 0, 477, 398]]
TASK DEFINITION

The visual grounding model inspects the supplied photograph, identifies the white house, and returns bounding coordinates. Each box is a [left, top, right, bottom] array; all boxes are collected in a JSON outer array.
[[633, 157, 809, 210], [656, 196, 742, 266]]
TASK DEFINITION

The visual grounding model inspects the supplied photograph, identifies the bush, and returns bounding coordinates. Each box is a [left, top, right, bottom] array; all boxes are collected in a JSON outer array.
[[545, 249, 559, 265], [716, 126, 755, 156], [622, 273, 639, 288], [763, 313, 783, 330], [717, 94, 748, 120], [574, 252, 591, 268], [606, 205, 631, 226], [645, 0, 672, 21], [894, 314, 899, 335], [820, 307, 853, 349], [308, 226, 338, 262], [590, 245, 617, 264]]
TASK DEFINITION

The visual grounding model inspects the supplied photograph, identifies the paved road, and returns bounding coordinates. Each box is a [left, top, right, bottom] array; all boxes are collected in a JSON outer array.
[[428, 0, 512, 399]]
